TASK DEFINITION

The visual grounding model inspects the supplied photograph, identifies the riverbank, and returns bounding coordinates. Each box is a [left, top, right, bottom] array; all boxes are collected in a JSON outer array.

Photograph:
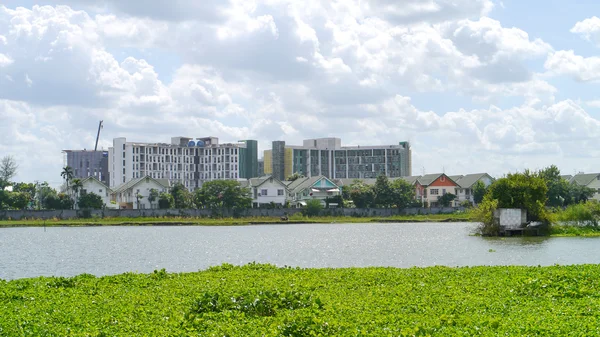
[[1, 263, 598, 336], [0, 213, 473, 227]]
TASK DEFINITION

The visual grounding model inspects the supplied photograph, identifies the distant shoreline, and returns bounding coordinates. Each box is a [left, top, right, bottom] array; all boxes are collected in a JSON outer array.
[[0, 214, 474, 228]]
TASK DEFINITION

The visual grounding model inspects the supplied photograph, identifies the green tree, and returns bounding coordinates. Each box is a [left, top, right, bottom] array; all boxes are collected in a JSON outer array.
[[287, 173, 304, 182], [303, 199, 323, 217], [71, 178, 83, 209], [194, 180, 252, 209], [0, 155, 18, 189], [148, 188, 159, 209], [78, 192, 104, 209], [373, 175, 394, 208], [349, 180, 375, 208], [38, 182, 57, 210], [472, 181, 487, 205], [538, 165, 569, 207], [438, 193, 457, 207], [61, 166, 74, 193], [565, 182, 596, 205], [486, 171, 549, 222], [158, 192, 174, 209], [135, 194, 144, 209], [390, 179, 416, 210], [170, 183, 193, 209], [8, 192, 30, 210]]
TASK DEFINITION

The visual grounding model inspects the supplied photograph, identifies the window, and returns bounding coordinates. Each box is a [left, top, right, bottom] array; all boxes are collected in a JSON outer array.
[[261, 189, 268, 196], [430, 189, 439, 195], [278, 189, 284, 196], [99, 189, 103, 193]]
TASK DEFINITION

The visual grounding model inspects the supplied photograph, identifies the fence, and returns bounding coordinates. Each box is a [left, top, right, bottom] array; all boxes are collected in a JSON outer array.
[[0, 207, 465, 221]]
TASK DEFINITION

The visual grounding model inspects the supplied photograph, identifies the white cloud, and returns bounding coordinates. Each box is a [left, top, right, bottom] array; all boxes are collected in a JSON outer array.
[[0, 53, 13, 67], [544, 50, 600, 82], [571, 16, 600, 46]]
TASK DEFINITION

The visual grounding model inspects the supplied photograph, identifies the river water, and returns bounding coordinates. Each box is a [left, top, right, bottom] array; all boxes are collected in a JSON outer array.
[[1, 223, 599, 280]]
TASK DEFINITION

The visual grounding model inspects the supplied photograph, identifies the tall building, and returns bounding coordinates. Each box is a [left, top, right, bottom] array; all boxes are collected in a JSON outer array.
[[238, 140, 258, 179], [63, 150, 110, 186], [108, 136, 258, 190], [264, 138, 411, 180]]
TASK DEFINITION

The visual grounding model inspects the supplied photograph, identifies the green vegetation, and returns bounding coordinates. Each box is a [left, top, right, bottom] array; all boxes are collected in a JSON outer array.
[[2, 263, 600, 336], [348, 175, 416, 209], [0, 212, 474, 227]]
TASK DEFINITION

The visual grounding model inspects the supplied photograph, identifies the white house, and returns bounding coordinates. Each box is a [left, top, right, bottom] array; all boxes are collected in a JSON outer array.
[[79, 177, 113, 209], [287, 175, 341, 207], [111, 176, 170, 209], [570, 173, 600, 201], [242, 175, 289, 208], [450, 173, 494, 206]]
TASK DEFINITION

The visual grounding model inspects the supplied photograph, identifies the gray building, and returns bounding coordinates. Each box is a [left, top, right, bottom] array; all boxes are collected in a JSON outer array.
[[264, 138, 411, 180], [63, 150, 110, 186]]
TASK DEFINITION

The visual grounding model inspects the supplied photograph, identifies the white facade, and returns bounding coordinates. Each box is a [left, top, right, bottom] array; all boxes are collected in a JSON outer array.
[[452, 174, 494, 205], [109, 136, 247, 191], [80, 177, 113, 209], [112, 176, 169, 209], [249, 176, 288, 207]]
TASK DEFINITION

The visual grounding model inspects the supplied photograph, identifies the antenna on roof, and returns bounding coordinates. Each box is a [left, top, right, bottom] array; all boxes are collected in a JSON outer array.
[[421, 166, 425, 176]]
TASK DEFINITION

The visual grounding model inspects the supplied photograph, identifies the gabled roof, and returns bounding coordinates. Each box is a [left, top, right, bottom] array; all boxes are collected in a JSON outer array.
[[560, 175, 573, 182], [454, 173, 493, 189], [448, 175, 464, 183], [417, 174, 444, 186], [247, 175, 288, 190], [571, 173, 600, 187], [80, 176, 111, 192], [112, 176, 170, 194], [287, 175, 339, 194], [401, 176, 421, 185]]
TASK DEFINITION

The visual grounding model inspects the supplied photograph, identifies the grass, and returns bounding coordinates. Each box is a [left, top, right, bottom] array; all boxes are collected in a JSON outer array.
[[1, 263, 600, 336], [0, 212, 474, 227]]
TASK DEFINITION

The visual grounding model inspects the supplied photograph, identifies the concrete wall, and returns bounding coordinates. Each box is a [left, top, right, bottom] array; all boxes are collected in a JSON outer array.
[[0, 207, 465, 221]]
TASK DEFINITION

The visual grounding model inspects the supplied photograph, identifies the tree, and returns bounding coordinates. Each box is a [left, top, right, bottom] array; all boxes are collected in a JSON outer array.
[[303, 199, 323, 217], [373, 175, 394, 208], [472, 181, 487, 205], [438, 193, 457, 207], [170, 183, 193, 209], [287, 173, 304, 182], [158, 192, 174, 209], [38, 182, 57, 210], [71, 178, 83, 209], [486, 171, 549, 222], [78, 192, 104, 209], [61, 166, 74, 193], [0, 155, 18, 188], [135, 194, 144, 209], [566, 183, 596, 205], [349, 180, 375, 208], [538, 165, 569, 207], [194, 180, 252, 209], [148, 188, 159, 209], [8, 192, 30, 210], [390, 179, 416, 210]]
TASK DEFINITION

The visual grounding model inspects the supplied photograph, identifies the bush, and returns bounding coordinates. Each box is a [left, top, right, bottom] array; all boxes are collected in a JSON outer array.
[[303, 199, 323, 217]]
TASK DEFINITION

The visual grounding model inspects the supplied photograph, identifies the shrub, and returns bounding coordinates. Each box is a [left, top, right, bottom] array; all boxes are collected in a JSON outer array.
[[303, 199, 323, 217]]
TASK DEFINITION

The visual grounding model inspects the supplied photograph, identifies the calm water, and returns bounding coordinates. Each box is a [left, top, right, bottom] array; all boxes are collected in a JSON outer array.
[[1, 223, 600, 280]]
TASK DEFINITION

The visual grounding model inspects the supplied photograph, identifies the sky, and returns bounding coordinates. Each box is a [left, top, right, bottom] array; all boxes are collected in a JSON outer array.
[[2, 0, 600, 185]]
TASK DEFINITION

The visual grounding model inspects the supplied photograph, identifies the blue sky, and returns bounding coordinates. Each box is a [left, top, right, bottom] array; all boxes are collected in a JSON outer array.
[[2, 0, 600, 185]]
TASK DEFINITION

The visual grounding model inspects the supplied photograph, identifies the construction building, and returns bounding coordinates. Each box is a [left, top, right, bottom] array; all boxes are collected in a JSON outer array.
[[108, 136, 259, 191], [62, 150, 110, 186]]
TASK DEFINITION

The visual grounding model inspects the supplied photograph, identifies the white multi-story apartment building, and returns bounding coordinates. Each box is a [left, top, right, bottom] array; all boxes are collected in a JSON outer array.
[[109, 136, 254, 191]]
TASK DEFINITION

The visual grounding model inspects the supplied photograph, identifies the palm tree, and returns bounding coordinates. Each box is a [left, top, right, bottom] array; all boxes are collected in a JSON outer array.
[[71, 178, 83, 209], [61, 166, 74, 193]]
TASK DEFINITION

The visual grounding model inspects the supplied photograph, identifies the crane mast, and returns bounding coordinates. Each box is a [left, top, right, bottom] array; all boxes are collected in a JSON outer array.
[[94, 120, 103, 151]]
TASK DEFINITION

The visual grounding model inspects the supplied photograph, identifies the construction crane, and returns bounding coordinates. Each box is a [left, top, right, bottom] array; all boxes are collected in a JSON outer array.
[[94, 120, 103, 151]]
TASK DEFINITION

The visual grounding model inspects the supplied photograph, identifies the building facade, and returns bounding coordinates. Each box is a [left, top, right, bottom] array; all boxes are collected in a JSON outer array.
[[63, 150, 110, 186], [264, 138, 411, 180], [108, 136, 258, 191]]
